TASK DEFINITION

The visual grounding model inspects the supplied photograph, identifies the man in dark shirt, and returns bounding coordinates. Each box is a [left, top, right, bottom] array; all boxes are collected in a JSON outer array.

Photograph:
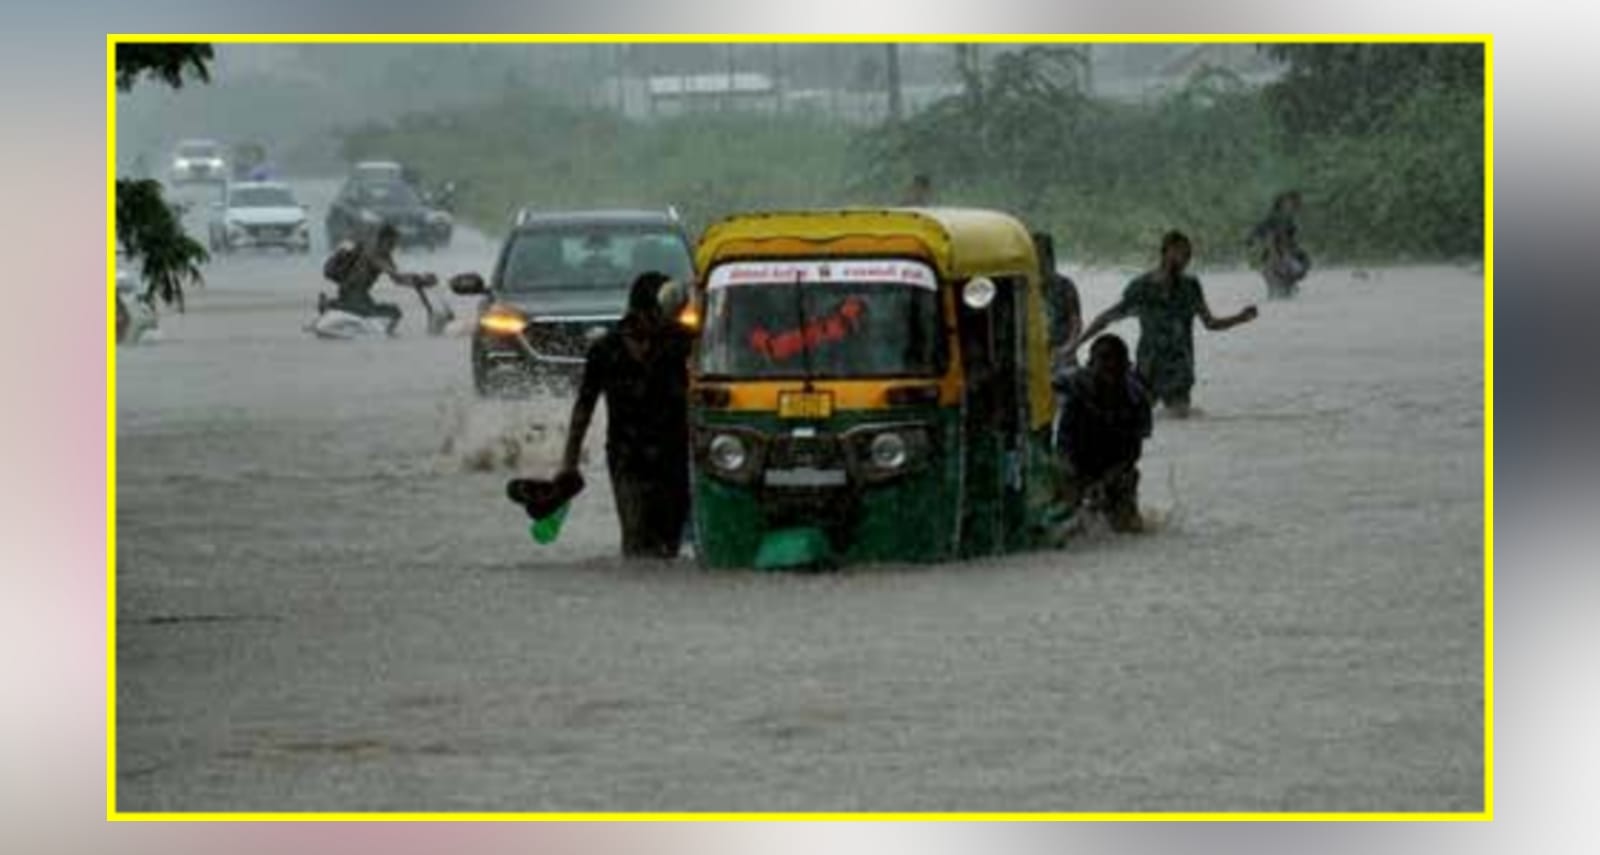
[[1066, 231, 1257, 418], [1056, 334, 1153, 533], [1035, 232, 1084, 381], [559, 271, 693, 559]]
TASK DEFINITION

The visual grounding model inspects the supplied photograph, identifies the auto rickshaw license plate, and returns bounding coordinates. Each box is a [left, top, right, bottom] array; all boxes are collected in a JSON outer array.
[[778, 390, 834, 419]]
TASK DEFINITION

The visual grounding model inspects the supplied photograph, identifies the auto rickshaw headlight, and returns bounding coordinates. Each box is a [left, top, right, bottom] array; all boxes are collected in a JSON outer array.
[[869, 432, 909, 470], [709, 434, 749, 473], [962, 277, 997, 310]]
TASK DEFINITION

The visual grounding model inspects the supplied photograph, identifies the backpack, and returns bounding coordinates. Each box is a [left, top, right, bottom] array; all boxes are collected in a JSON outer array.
[[322, 240, 361, 284]]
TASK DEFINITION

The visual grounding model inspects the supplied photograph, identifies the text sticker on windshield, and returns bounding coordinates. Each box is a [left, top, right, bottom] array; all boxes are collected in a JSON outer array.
[[710, 259, 936, 290]]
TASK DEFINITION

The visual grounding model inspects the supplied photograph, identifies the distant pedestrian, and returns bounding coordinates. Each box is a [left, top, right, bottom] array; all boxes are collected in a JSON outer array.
[[1250, 189, 1311, 299], [1035, 232, 1084, 381], [902, 172, 934, 206]]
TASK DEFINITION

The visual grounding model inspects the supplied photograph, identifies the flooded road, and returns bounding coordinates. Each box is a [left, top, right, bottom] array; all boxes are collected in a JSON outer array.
[[115, 180, 1484, 812]]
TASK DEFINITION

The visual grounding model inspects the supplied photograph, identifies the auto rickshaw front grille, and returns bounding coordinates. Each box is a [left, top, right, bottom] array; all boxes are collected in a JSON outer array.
[[765, 435, 846, 470], [758, 486, 859, 531]]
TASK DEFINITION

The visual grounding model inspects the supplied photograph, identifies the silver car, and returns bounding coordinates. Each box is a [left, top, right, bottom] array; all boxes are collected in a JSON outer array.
[[207, 181, 312, 254]]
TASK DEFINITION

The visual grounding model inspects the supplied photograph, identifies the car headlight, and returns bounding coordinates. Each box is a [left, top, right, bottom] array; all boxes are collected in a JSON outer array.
[[869, 432, 909, 470], [479, 310, 527, 336], [709, 434, 748, 473], [358, 209, 380, 223]]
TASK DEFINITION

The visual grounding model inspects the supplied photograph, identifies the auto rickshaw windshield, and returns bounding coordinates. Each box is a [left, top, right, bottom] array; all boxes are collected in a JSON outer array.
[[697, 259, 945, 380]]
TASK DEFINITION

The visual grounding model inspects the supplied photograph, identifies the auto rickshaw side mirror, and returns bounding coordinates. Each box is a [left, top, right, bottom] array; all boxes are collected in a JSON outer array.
[[449, 272, 487, 295], [962, 277, 997, 310]]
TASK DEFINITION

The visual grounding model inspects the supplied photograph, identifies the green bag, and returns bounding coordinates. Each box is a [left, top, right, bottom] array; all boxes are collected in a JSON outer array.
[[529, 502, 571, 544]]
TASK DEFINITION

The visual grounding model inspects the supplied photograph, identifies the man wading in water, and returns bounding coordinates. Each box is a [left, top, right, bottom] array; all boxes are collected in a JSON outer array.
[[1064, 231, 1258, 418], [558, 272, 693, 559]]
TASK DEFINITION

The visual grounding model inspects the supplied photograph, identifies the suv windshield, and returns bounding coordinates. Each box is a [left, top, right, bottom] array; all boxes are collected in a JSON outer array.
[[698, 260, 945, 379], [230, 186, 296, 208], [352, 181, 420, 209], [499, 226, 693, 295]]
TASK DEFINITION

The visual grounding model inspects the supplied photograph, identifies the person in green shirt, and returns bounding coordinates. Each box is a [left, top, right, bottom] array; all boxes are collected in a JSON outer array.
[[1062, 231, 1258, 418]]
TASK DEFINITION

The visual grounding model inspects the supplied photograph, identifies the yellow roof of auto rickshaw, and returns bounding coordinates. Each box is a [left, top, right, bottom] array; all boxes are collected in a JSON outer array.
[[695, 207, 1039, 282]]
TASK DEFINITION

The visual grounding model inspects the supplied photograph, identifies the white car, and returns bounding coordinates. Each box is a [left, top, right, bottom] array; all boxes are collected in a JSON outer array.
[[207, 181, 312, 254], [169, 139, 227, 185]]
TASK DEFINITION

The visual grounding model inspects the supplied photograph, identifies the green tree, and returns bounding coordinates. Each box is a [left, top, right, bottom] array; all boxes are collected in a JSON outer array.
[[858, 45, 1091, 216], [115, 43, 213, 91], [1262, 43, 1485, 257], [1261, 44, 1483, 138], [115, 43, 213, 307]]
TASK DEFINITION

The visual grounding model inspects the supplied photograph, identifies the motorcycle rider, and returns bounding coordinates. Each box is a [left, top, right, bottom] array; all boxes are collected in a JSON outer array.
[[322, 223, 426, 336], [1250, 190, 1311, 299]]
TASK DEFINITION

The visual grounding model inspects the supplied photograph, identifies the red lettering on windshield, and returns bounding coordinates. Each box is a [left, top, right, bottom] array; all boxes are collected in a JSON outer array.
[[747, 296, 868, 362]]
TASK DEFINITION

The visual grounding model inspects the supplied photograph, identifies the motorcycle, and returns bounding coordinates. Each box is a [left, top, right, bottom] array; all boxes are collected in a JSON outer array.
[[424, 180, 458, 215], [307, 272, 455, 339], [1257, 242, 1311, 300]]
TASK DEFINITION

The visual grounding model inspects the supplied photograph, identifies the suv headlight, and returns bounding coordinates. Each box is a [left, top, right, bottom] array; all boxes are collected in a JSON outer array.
[[479, 310, 527, 336]]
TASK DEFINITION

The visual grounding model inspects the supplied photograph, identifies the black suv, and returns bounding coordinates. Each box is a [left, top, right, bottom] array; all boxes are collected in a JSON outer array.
[[324, 177, 453, 249], [451, 209, 695, 396]]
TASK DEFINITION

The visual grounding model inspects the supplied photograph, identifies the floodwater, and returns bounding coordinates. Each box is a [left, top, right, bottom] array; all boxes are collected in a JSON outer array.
[[115, 179, 1484, 812]]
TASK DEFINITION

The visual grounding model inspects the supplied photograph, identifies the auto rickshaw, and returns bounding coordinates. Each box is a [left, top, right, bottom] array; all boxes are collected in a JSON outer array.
[[686, 208, 1063, 569]]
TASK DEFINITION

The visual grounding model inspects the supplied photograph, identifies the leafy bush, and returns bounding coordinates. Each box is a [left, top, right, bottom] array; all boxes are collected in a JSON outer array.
[[342, 46, 1484, 267], [1295, 83, 1484, 260]]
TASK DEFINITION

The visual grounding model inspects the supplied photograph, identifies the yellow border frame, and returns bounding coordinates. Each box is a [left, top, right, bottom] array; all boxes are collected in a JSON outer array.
[[107, 32, 1494, 823]]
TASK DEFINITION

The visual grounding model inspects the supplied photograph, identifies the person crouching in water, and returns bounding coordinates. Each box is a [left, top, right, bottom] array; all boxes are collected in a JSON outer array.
[[1056, 334, 1153, 533], [322, 223, 424, 336], [1066, 230, 1257, 419], [558, 272, 693, 559]]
